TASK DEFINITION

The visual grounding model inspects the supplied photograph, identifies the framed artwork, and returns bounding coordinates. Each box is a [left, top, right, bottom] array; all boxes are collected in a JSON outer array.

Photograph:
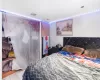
[[56, 19, 73, 36]]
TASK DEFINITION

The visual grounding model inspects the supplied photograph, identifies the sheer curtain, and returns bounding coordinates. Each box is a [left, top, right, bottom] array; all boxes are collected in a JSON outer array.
[[2, 13, 40, 69]]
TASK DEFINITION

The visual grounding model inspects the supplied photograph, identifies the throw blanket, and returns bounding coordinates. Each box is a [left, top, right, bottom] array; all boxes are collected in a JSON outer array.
[[23, 53, 100, 80]]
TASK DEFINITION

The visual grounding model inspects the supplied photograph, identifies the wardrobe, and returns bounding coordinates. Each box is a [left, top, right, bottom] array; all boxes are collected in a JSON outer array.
[[2, 12, 50, 69]]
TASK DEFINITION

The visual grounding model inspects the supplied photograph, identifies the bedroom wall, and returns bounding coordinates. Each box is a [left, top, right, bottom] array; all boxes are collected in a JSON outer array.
[[41, 21, 50, 37], [50, 11, 100, 47]]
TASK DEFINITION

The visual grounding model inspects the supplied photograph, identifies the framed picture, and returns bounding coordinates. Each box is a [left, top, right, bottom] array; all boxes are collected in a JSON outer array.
[[56, 19, 73, 36]]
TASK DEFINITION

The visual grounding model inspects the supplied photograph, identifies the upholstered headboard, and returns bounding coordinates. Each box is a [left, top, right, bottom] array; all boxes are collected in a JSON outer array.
[[63, 37, 100, 49]]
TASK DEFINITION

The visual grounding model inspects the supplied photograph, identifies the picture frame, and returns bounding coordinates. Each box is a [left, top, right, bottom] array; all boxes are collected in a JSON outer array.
[[56, 19, 73, 36]]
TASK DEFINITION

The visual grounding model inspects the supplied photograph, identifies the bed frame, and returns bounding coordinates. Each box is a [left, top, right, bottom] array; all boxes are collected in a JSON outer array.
[[63, 37, 100, 49]]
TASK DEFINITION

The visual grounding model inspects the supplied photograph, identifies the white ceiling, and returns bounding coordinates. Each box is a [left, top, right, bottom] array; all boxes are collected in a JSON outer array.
[[1, 0, 100, 22]]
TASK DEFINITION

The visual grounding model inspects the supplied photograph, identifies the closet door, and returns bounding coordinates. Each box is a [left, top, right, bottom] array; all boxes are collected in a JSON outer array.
[[2, 12, 41, 69], [28, 20, 40, 65]]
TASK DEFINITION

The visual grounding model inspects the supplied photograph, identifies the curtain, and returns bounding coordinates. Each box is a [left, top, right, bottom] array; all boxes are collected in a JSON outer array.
[[2, 13, 40, 69]]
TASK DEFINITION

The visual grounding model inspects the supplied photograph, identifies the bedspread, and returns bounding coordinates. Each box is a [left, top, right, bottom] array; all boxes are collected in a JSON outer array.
[[23, 53, 100, 80]]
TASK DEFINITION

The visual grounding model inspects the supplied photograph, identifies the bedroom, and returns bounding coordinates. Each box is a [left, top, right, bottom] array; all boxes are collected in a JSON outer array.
[[0, 0, 100, 80]]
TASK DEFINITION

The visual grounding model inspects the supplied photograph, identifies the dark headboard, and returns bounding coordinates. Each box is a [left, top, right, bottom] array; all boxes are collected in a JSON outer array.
[[63, 37, 100, 49]]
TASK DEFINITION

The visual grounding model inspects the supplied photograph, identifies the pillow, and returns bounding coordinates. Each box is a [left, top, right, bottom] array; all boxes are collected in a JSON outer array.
[[62, 45, 73, 51], [97, 49, 100, 51], [84, 49, 100, 58], [62, 45, 84, 55], [72, 47, 84, 55]]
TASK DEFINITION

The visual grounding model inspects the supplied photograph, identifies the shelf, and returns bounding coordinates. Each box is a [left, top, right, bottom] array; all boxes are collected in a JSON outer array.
[[2, 69, 22, 79], [2, 57, 16, 62]]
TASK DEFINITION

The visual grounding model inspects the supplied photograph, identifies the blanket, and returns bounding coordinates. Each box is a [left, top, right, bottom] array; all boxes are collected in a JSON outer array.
[[23, 53, 100, 80]]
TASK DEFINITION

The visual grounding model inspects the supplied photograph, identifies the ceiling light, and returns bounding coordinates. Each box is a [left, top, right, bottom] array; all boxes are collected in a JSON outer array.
[[46, 19, 49, 20], [31, 13, 37, 16], [81, 6, 84, 8]]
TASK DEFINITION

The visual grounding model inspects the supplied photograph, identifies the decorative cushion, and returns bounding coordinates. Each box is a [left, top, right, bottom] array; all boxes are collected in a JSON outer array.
[[62, 45, 84, 55], [84, 49, 100, 58]]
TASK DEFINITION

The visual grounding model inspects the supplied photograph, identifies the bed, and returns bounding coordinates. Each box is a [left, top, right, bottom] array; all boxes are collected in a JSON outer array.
[[23, 37, 100, 80]]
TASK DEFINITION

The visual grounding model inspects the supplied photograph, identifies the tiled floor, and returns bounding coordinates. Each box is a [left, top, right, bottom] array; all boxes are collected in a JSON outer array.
[[3, 70, 25, 80]]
